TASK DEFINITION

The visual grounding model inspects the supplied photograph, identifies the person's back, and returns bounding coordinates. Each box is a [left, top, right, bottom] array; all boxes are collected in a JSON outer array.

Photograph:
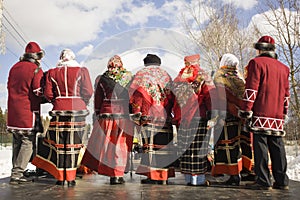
[[7, 41, 45, 185], [44, 51, 93, 111], [249, 56, 289, 120], [239, 35, 290, 190], [244, 54, 289, 133], [7, 61, 43, 129]]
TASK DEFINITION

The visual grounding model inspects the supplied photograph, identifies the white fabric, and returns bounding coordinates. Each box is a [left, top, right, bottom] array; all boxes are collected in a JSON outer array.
[[219, 53, 239, 68]]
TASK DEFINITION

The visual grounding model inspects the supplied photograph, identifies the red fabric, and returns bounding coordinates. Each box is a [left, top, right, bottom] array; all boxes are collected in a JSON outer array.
[[45, 66, 93, 111], [81, 119, 133, 177], [257, 35, 275, 44], [135, 165, 175, 180], [211, 159, 243, 176], [32, 157, 76, 181], [25, 42, 42, 53], [7, 61, 44, 129], [129, 66, 174, 118], [184, 54, 200, 62], [241, 56, 290, 131]]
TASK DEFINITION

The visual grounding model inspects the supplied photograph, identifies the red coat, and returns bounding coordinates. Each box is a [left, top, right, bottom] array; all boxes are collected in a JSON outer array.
[[7, 61, 44, 130], [241, 55, 290, 132], [45, 66, 93, 111]]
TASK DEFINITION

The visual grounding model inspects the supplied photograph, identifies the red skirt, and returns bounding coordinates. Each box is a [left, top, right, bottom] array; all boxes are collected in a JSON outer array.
[[81, 117, 133, 177]]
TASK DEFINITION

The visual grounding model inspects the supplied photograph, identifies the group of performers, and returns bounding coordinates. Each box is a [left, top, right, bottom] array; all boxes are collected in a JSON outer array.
[[7, 35, 290, 190]]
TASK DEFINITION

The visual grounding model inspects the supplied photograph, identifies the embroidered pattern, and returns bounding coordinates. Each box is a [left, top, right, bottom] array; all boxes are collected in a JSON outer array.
[[243, 89, 257, 102], [284, 96, 290, 109], [252, 116, 284, 131]]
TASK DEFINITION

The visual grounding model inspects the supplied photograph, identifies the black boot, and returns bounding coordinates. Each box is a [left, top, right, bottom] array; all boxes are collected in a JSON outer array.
[[67, 180, 76, 187], [110, 177, 125, 185], [225, 175, 240, 186], [56, 180, 65, 186]]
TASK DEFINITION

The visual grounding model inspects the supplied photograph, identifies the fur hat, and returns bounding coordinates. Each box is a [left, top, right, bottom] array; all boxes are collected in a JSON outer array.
[[143, 54, 161, 66], [254, 35, 275, 51], [24, 41, 44, 60], [184, 54, 200, 66]]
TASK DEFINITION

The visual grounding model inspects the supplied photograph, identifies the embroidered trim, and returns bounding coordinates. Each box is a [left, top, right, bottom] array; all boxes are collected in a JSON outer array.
[[252, 116, 284, 131], [243, 89, 257, 102], [284, 96, 290, 108]]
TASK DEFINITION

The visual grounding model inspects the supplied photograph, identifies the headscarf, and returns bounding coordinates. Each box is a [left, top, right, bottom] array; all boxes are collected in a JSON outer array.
[[214, 53, 245, 98], [56, 49, 80, 67], [104, 55, 132, 87]]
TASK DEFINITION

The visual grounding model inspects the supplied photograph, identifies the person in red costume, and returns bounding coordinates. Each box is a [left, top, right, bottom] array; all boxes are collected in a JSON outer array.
[[173, 54, 212, 186], [81, 55, 134, 185], [32, 49, 93, 187], [239, 36, 290, 190], [129, 54, 175, 185], [7, 41, 45, 185]]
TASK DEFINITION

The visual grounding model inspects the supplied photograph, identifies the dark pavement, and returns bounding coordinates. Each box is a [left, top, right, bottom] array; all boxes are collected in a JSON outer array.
[[0, 171, 299, 200]]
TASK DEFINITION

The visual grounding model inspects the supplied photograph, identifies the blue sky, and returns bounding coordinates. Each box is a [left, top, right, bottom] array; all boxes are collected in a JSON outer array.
[[0, 0, 290, 116]]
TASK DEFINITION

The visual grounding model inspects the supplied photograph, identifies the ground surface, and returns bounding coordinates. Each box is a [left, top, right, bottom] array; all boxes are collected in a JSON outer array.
[[0, 171, 298, 200]]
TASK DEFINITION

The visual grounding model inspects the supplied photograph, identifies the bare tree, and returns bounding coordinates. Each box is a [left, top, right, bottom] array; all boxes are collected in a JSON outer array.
[[253, 0, 300, 142], [181, 0, 255, 72]]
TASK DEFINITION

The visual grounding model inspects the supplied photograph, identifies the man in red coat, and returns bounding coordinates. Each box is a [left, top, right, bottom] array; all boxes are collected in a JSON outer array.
[[7, 42, 45, 184], [239, 36, 290, 190]]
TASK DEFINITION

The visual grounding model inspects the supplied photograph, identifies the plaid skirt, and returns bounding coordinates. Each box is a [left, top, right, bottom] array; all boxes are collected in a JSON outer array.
[[178, 118, 210, 175], [135, 120, 176, 180], [32, 110, 88, 181]]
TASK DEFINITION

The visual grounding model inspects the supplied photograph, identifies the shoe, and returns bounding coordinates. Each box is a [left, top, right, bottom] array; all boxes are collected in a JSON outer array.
[[187, 180, 210, 187], [110, 177, 125, 185], [245, 182, 272, 190], [9, 176, 33, 185], [225, 175, 240, 186], [141, 178, 167, 185], [272, 182, 289, 190], [241, 174, 257, 182], [56, 180, 65, 186], [67, 180, 76, 187], [23, 169, 37, 177]]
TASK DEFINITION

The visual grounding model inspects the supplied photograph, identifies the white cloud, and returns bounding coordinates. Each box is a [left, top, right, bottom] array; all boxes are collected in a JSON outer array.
[[77, 44, 94, 56], [117, 2, 157, 26], [222, 0, 258, 10], [248, 8, 298, 43], [4, 0, 131, 47]]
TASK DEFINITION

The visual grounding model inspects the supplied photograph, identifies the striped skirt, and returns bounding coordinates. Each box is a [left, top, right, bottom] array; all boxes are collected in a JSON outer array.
[[178, 118, 210, 175], [32, 110, 88, 181], [135, 120, 176, 180], [212, 118, 243, 176]]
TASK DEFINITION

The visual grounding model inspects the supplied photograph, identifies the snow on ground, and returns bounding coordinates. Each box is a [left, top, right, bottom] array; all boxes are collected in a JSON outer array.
[[1, 144, 300, 181]]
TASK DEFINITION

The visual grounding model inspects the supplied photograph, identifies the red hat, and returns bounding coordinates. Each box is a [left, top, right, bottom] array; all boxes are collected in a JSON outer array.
[[254, 35, 275, 51], [25, 42, 42, 53], [184, 54, 200, 66], [24, 42, 44, 59]]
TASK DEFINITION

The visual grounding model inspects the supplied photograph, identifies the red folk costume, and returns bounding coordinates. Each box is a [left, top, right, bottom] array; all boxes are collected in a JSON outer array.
[[32, 49, 93, 186], [7, 42, 44, 131], [81, 55, 134, 185], [173, 54, 212, 186], [129, 54, 175, 184], [211, 53, 254, 185], [239, 36, 290, 189], [7, 42, 45, 184]]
